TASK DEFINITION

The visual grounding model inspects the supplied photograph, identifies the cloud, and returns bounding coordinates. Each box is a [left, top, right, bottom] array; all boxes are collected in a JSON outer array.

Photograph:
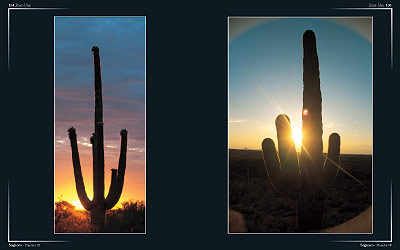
[[229, 119, 246, 123], [55, 17, 146, 158]]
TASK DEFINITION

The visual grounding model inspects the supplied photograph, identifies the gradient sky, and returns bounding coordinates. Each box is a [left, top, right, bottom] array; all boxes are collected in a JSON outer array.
[[55, 17, 145, 209], [229, 18, 372, 154]]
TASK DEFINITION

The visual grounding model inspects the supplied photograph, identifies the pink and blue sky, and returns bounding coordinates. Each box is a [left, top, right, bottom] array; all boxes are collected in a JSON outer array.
[[55, 17, 145, 209]]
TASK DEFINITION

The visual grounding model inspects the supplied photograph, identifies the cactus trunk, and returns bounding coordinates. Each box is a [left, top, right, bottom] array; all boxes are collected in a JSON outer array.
[[92, 47, 106, 232], [298, 30, 325, 231], [262, 30, 341, 232], [68, 46, 128, 232]]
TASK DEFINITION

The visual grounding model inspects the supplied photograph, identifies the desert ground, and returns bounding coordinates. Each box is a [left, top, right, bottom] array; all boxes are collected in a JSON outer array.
[[229, 149, 372, 233]]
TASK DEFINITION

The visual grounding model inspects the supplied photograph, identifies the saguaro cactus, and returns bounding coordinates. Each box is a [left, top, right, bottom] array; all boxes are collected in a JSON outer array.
[[261, 30, 340, 232], [68, 46, 128, 232]]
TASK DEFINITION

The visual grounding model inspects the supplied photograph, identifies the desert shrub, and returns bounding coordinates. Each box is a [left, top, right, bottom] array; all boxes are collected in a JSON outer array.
[[55, 201, 91, 233], [104, 200, 145, 233], [54, 200, 145, 233]]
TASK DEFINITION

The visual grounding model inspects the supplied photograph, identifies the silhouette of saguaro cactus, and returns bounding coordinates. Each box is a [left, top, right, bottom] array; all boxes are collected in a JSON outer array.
[[262, 30, 340, 232], [68, 46, 128, 232]]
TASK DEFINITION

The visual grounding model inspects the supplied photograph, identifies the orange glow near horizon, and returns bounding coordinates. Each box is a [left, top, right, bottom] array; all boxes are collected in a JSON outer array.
[[55, 141, 145, 210], [229, 119, 372, 155]]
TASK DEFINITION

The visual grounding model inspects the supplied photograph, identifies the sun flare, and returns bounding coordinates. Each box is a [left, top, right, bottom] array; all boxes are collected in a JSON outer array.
[[291, 124, 303, 148], [71, 200, 85, 210]]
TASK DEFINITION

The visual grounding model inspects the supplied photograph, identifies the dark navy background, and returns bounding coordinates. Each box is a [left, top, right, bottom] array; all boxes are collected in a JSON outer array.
[[2, 0, 398, 249]]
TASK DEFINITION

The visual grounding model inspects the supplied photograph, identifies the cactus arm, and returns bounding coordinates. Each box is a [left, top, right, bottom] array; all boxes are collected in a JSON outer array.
[[115, 129, 128, 193], [262, 139, 299, 198], [104, 170, 119, 210], [262, 138, 284, 191], [67, 127, 92, 211], [105, 129, 128, 210], [105, 169, 118, 206], [323, 133, 341, 188], [275, 114, 301, 191]]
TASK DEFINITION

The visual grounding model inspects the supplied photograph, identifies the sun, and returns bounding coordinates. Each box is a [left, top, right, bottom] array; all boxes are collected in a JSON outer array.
[[291, 124, 303, 149], [71, 200, 85, 210]]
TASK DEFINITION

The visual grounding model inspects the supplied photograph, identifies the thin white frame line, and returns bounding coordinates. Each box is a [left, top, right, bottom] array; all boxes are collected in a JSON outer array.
[[7, 7, 67, 70], [144, 15, 147, 236], [229, 16, 374, 18], [333, 8, 393, 69], [227, 16, 374, 235], [333, 182, 392, 243], [8, 182, 68, 243], [53, 15, 56, 235], [227, 17, 230, 234], [371, 16, 374, 232], [53, 15, 147, 235]]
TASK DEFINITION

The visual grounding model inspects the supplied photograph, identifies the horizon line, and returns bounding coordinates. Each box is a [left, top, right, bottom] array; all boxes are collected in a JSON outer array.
[[228, 148, 372, 155]]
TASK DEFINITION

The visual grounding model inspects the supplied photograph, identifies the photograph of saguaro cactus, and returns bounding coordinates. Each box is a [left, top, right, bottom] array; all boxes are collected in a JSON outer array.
[[54, 17, 145, 233], [228, 18, 372, 233]]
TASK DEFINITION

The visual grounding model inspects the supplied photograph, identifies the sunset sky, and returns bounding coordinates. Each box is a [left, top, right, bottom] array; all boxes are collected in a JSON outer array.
[[229, 18, 372, 154], [55, 17, 145, 209]]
